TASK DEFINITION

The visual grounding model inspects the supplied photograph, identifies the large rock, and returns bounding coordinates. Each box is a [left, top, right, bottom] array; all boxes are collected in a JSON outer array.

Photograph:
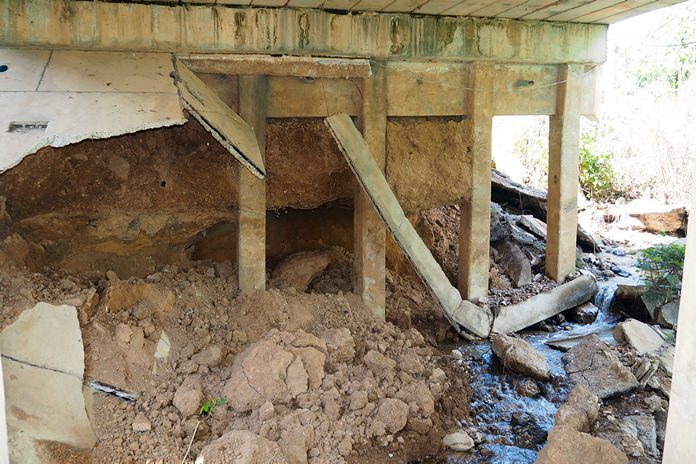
[[491, 335, 551, 380], [656, 300, 679, 329], [490, 202, 513, 242], [568, 302, 599, 325], [0, 303, 97, 464], [173, 375, 203, 417], [563, 336, 638, 399], [631, 206, 688, 235], [373, 398, 409, 434], [442, 431, 475, 452], [493, 239, 532, 288], [554, 384, 599, 433], [536, 426, 628, 464], [195, 430, 288, 464], [270, 250, 334, 292], [614, 319, 665, 354]]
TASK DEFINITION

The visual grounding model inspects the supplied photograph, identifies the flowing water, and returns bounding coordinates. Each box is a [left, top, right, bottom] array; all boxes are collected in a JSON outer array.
[[441, 278, 627, 463]]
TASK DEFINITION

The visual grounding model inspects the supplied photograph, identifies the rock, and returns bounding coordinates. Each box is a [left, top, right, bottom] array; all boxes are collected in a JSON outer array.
[[442, 431, 475, 452], [493, 239, 532, 288], [292, 347, 325, 390], [349, 391, 369, 411], [569, 302, 599, 324], [286, 356, 309, 397], [192, 345, 223, 366], [223, 338, 294, 412], [516, 379, 542, 397], [536, 426, 628, 464], [174, 375, 203, 416], [554, 384, 599, 433], [511, 411, 548, 449], [322, 328, 355, 364], [363, 350, 396, 378], [623, 414, 657, 456], [374, 399, 409, 434], [132, 413, 152, 433], [631, 206, 688, 235], [518, 214, 547, 239], [614, 319, 665, 354], [491, 334, 551, 380], [563, 336, 638, 399], [490, 203, 513, 242], [195, 430, 288, 464], [115, 323, 133, 343], [154, 331, 171, 360], [258, 401, 275, 421], [0, 303, 97, 463], [270, 250, 334, 292], [103, 281, 175, 321], [656, 300, 679, 328]]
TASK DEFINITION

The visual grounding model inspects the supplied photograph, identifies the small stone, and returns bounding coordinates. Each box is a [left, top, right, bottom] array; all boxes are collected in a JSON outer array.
[[173, 375, 203, 417], [349, 391, 368, 411], [115, 323, 133, 343], [363, 350, 396, 378], [259, 401, 275, 421], [191, 345, 223, 366], [443, 431, 475, 452], [374, 398, 409, 434], [516, 379, 542, 397], [132, 412, 152, 433]]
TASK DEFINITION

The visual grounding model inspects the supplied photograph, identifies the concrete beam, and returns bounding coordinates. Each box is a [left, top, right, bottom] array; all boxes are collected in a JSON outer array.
[[237, 76, 268, 293], [0, 0, 608, 64], [180, 54, 371, 79], [354, 61, 388, 320], [546, 64, 582, 282], [663, 188, 696, 462], [458, 62, 493, 301]]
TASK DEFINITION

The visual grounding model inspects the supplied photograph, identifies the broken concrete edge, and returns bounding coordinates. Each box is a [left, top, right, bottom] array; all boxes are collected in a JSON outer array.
[[172, 57, 266, 180], [492, 275, 598, 334], [324, 113, 492, 339], [0, 118, 186, 175]]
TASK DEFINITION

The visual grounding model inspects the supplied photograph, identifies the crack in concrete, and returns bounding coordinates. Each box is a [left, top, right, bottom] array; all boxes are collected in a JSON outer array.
[[1, 353, 82, 380]]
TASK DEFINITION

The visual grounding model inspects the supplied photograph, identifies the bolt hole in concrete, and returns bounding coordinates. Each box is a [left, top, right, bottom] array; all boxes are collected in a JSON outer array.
[[7, 121, 49, 133], [0, 64, 8, 72], [160, 180, 167, 187]]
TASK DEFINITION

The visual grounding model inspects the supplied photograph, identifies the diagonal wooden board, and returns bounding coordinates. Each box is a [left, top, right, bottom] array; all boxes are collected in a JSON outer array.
[[325, 113, 493, 338], [173, 58, 265, 179]]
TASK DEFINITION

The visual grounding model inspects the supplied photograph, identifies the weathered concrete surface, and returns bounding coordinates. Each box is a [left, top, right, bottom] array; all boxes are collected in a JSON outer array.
[[0, 49, 185, 174], [459, 63, 493, 301], [547, 64, 582, 282], [0, 1, 608, 64], [1, 303, 96, 463], [492, 275, 598, 334], [664, 190, 696, 463]]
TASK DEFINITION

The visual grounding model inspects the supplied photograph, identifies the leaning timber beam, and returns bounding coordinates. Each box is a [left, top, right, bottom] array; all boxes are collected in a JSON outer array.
[[326, 113, 493, 339]]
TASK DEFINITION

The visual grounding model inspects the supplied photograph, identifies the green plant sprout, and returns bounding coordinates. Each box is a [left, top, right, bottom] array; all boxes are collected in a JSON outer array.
[[199, 397, 228, 417]]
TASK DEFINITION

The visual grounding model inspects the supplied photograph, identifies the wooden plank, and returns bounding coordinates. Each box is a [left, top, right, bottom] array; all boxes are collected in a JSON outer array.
[[354, 62, 388, 319], [414, 0, 465, 14], [325, 113, 493, 338], [572, 0, 654, 22], [381, 0, 429, 12], [497, 0, 559, 18], [266, 77, 360, 118], [547, 64, 582, 282], [179, 54, 371, 79], [173, 59, 265, 178], [547, 0, 626, 21], [440, 0, 499, 16], [469, 0, 531, 17], [237, 76, 268, 293], [386, 62, 467, 116], [522, 0, 597, 19]]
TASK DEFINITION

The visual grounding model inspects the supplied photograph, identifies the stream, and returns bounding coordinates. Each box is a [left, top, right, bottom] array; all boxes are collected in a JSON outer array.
[[445, 275, 634, 463]]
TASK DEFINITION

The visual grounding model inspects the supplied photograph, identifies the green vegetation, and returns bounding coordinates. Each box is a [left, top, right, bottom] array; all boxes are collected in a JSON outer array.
[[578, 130, 617, 201], [637, 243, 686, 305], [199, 397, 227, 417]]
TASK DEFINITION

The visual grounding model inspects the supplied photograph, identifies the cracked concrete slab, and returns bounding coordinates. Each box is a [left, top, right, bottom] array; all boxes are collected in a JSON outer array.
[[0, 49, 185, 174], [0, 302, 96, 463]]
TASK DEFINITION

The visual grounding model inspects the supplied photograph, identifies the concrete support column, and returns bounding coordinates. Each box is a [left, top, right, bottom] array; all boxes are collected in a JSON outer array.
[[458, 62, 494, 301], [354, 62, 387, 319], [547, 64, 582, 282], [237, 75, 268, 293], [663, 188, 696, 462]]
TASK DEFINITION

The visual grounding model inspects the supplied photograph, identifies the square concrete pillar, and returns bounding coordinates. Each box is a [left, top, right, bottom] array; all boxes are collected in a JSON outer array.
[[458, 63, 494, 301], [547, 64, 582, 282], [663, 188, 696, 462], [354, 63, 387, 319], [237, 76, 268, 293]]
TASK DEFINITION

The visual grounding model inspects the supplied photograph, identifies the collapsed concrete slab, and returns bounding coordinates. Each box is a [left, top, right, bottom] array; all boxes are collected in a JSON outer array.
[[0, 302, 96, 463], [0, 49, 185, 174], [493, 275, 598, 334]]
